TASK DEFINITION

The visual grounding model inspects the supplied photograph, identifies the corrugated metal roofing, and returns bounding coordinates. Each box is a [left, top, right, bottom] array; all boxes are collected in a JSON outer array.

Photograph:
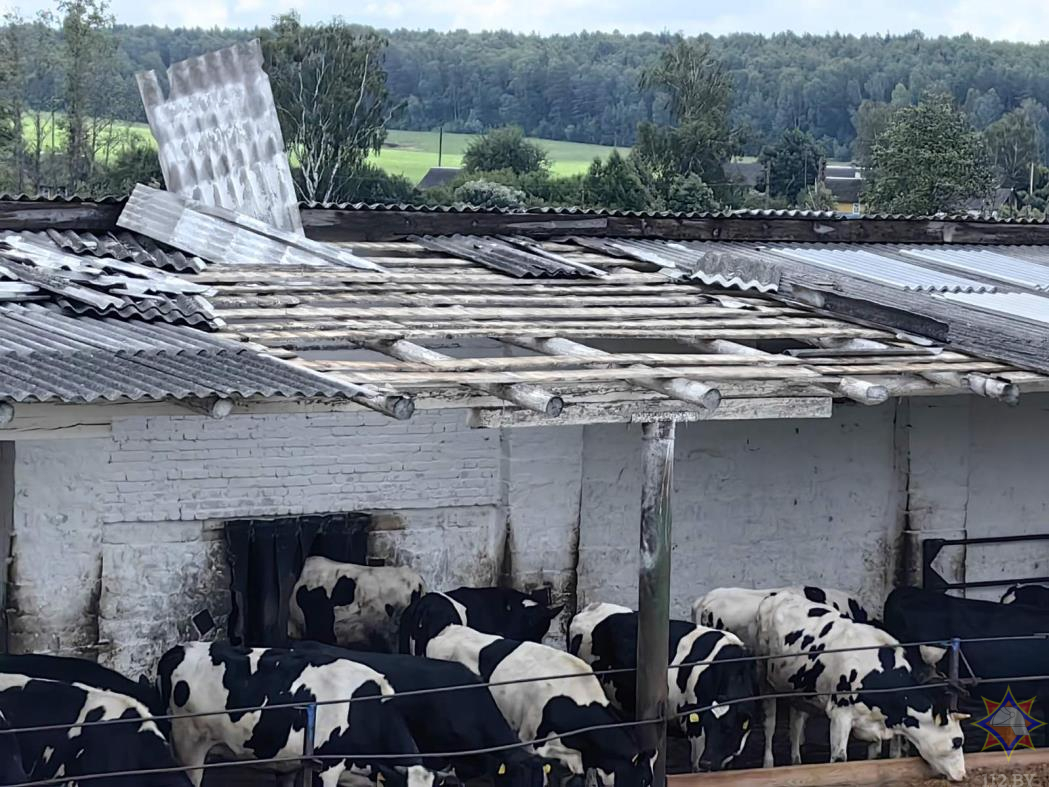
[[770, 246, 997, 293], [0, 303, 381, 403], [412, 235, 605, 278], [899, 247, 1049, 292]]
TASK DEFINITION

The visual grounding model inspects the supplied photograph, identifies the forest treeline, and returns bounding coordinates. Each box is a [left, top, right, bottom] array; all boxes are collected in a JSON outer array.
[[20, 23, 1049, 160]]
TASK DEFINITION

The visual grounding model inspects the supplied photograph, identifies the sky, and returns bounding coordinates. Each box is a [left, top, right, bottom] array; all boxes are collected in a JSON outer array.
[[2, 0, 1048, 42]]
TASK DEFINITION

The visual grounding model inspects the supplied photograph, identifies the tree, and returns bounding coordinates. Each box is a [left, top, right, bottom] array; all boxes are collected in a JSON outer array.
[[58, 0, 116, 192], [851, 101, 895, 165], [866, 93, 994, 215], [461, 127, 548, 175], [265, 13, 399, 204], [633, 38, 737, 192], [757, 128, 824, 203], [580, 150, 657, 211], [985, 109, 1041, 190], [91, 137, 162, 194]]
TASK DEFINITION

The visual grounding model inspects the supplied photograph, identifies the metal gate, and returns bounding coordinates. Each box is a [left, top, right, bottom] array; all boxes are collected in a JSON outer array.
[[922, 533, 1049, 592]]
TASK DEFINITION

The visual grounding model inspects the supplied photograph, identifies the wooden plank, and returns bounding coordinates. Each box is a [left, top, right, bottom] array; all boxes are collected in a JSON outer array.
[[310, 353, 812, 372], [218, 305, 802, 321], [665, 749, 1049, 787], [466, 397, 832, 427], [250, 326, 894, 347], [305, 366, 823, 386], [298, 207, 1049, 245]]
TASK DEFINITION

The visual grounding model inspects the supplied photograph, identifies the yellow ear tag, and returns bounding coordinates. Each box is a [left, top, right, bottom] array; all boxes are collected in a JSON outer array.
[[688, 713, 700, 723], [543, 765, 552, 775], [498, 765, 507, 776]]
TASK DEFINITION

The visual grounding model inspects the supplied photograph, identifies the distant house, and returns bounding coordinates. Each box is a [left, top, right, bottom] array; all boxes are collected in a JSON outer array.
[[727, 159, 866, 214], [418, 167, 462, 190]]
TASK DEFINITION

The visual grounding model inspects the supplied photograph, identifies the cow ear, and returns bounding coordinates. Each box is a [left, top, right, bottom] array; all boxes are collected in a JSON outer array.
[[547, 605, 565, 618]]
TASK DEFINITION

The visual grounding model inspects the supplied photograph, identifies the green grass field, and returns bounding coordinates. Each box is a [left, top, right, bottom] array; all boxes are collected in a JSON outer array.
[[20, 120, 625, 186], [372, 129, 628, 184]]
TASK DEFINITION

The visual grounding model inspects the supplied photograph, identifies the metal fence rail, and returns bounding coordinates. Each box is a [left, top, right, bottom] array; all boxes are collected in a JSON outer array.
[[3, 631, 1049, 787]]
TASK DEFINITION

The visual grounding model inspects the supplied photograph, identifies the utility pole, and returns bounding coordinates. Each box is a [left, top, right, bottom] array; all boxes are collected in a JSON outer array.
[[1030, 161, 1036, 218], [438, 126, 444, 168], [765, 161, 771, 209]]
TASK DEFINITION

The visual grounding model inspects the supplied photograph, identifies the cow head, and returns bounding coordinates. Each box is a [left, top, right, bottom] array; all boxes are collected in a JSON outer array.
[[510, 599, 564, 643], [682, 697, 754, 772], [895, 705, 967, 781]]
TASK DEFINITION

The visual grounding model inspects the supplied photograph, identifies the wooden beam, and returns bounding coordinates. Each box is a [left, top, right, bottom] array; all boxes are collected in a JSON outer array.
[[688, 339, 888, 405], [638, 420, 674, 787], [360, 339, 562, 416], [503, 337, 721, 411], [297, 206, 1049, 245], [665, 749, 1049, 787], [465, 397, 833, 428], [178, 396, 234, 419]]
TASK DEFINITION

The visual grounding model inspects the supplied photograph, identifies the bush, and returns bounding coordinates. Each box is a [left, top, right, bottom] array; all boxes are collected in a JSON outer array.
[[338, 163, 418, 204], [579, 150, 658, 212], [453, 179, 527, 209], [462, 127, 549, 175], [92, 141, 163, 196], [666, 173, 719, 213]]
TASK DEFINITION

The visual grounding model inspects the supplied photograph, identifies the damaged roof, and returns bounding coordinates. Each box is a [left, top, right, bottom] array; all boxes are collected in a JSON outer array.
[[3, 198, 1049, 426]]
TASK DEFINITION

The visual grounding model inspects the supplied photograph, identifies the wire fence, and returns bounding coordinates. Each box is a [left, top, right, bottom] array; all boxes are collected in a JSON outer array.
[[3, 631, 1049, 787]]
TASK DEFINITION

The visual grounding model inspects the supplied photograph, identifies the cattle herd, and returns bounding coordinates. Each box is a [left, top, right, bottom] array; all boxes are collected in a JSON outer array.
[[0, 556, 1047, 787]]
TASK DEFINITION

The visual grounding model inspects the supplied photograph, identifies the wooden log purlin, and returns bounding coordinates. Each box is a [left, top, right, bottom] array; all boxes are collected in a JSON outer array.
[[362, 338, 563, 417], [638, 420, 674, 787], [808, 338, 1020, 404], [688, 339, 888, 406], [504, 336, 721, 411]]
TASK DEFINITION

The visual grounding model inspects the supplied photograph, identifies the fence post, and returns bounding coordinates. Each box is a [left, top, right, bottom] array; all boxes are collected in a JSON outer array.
[[947, 638, 961, 712], [302, 702, 317, 787]]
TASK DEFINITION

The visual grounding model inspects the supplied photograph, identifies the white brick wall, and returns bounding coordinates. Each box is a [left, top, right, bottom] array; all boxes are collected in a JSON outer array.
[[11, 393, 1049, 677]]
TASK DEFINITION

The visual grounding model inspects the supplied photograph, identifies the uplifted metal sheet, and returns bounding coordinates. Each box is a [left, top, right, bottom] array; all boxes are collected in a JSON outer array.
[[0, 303, 381, 403], [118, 185, 383, 272], [771, 246, 996, 293], [899, 247, 1049, 292], [137, 39, 303, 234]]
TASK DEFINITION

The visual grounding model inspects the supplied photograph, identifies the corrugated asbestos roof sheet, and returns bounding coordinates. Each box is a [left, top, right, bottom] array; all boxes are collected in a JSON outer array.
[[567, 238, 781, 292], [119, 185, 383, 271], [137, 39, 303, 235], [770, 246, 997, 293], [0, 303, 377, 403], [41, 229, 206, 273], [899, 247, 1049, 292], [411, 235, 605, 278]]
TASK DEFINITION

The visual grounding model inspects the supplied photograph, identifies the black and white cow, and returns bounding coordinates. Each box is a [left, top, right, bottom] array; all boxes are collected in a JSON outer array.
[[290, 641, 554, 787], [693, 586, 871, 653], [399, 588, 563, 656], [0, 652, 168, 736], [158, 641, 439, 787], [568, 603, 757, 772], [758, 593, 967, 780], [424, 625, 655, 787], [0, 673, 190, 787], [1001, 583, 1049, 608], [289, 557, 425, 652]]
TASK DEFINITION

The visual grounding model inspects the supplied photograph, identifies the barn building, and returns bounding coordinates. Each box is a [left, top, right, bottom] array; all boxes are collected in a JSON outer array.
[[2, 196, 1049, 699]]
